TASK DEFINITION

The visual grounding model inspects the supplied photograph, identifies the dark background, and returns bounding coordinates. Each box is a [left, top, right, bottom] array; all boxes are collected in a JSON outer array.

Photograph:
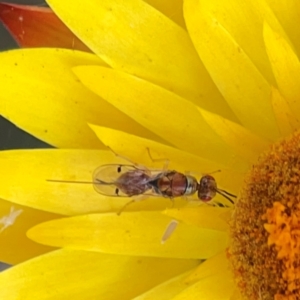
[[0, 0, 50, 269], [0, 0, 50, 150]]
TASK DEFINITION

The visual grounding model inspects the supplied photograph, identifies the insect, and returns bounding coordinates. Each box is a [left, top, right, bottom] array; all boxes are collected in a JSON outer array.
[[47, 163, 236, 214]]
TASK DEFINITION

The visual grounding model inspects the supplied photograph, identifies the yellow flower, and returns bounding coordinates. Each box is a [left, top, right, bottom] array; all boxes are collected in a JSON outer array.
[[0, 0, 300, 299]]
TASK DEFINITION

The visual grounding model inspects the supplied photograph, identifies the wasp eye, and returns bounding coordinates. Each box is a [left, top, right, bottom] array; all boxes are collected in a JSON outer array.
[[115, 188, 119, 195], [117, 166, 122, 173]]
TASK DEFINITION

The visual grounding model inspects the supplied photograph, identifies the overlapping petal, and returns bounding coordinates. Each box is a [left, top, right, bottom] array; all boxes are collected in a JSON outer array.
[[27, 212, 228, 259], [184, 0, 286, 85], [172, 252, 235, 300], [271, 87, 299, 136], [199, 108, 270, 161], [133, 270, 193, 300], [265, 0, 300, 55], [264, 22, 300, 120], [184, 0, 282, 140], [0, 48, 158, 148], [144, 0, 186, 29], [0, 249, 198, 300], [46, 0, 237, 119], [74, 66, 247, 168]]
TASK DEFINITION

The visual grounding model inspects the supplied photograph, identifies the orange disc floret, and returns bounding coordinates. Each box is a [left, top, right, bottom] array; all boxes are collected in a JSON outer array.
[[264, 202, 300, 298], [229, 131, 300, 300]]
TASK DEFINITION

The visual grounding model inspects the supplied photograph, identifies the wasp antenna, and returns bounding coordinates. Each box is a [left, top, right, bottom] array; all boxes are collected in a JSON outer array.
[[146, 147, 169, 170], [117, 200, 136, 216], [47, 179, 95, 184], [46, 179, 112, 185], [213, 202, 229, 208], [215, 189, 235, 204], [217, 188, 237, 198]]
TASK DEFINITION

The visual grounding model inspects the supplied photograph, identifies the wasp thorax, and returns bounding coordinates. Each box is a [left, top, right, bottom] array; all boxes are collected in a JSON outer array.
[[157, 171, 193, 197]]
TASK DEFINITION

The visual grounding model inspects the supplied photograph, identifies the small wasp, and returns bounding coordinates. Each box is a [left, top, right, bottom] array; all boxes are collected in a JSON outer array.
[[48, 163, 236, 214]]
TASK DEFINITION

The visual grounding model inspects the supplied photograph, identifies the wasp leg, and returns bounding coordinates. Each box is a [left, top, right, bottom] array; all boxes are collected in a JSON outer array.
[[146, 148, 169, 171], [117, 200, 135, 216], [108, 146, 149, 171], [169, 197, 175, 208], [182, 195, 195, 202], [116, 195, 149, 215]]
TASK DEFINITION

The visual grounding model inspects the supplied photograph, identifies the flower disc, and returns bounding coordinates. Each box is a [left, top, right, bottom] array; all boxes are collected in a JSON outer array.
[[230, 130, 300, 300]]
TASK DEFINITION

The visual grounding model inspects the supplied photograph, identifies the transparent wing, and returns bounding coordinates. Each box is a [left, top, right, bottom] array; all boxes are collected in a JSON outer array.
[[92, 164, 152, 197]]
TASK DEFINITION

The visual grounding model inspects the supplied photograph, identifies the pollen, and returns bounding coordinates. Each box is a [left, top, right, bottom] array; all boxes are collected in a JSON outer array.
[[229, 131, 300, 300]]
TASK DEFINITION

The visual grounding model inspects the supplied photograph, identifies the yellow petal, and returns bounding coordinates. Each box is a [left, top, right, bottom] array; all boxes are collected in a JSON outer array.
[[199, 108, 270, 162], [163, 207, 231, 232], [0, 249, 198, 300], [145, 0, 186, 29], [271, 86, 300, 137], [230, 289, 244, 300], [172, 252, 235, 300], [90, 125, 248, 176], [0, 48, 156, 148], [0, 198, 59, 264], [184, 0, 281, 140], [47, 0, 236, 119], [265, 0, 300, 55], [74, 66, 247, 169], [27, 212, 228, 259], [0, 149, 180, 215], [184, 251, 227, 283], [184, 0, 285, 85], [133, 270, 193, 300], [264, 22, 300, 121]]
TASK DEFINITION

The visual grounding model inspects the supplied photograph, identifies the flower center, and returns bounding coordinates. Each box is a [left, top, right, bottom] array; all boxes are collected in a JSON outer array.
[[229, 131, 300, 300]]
